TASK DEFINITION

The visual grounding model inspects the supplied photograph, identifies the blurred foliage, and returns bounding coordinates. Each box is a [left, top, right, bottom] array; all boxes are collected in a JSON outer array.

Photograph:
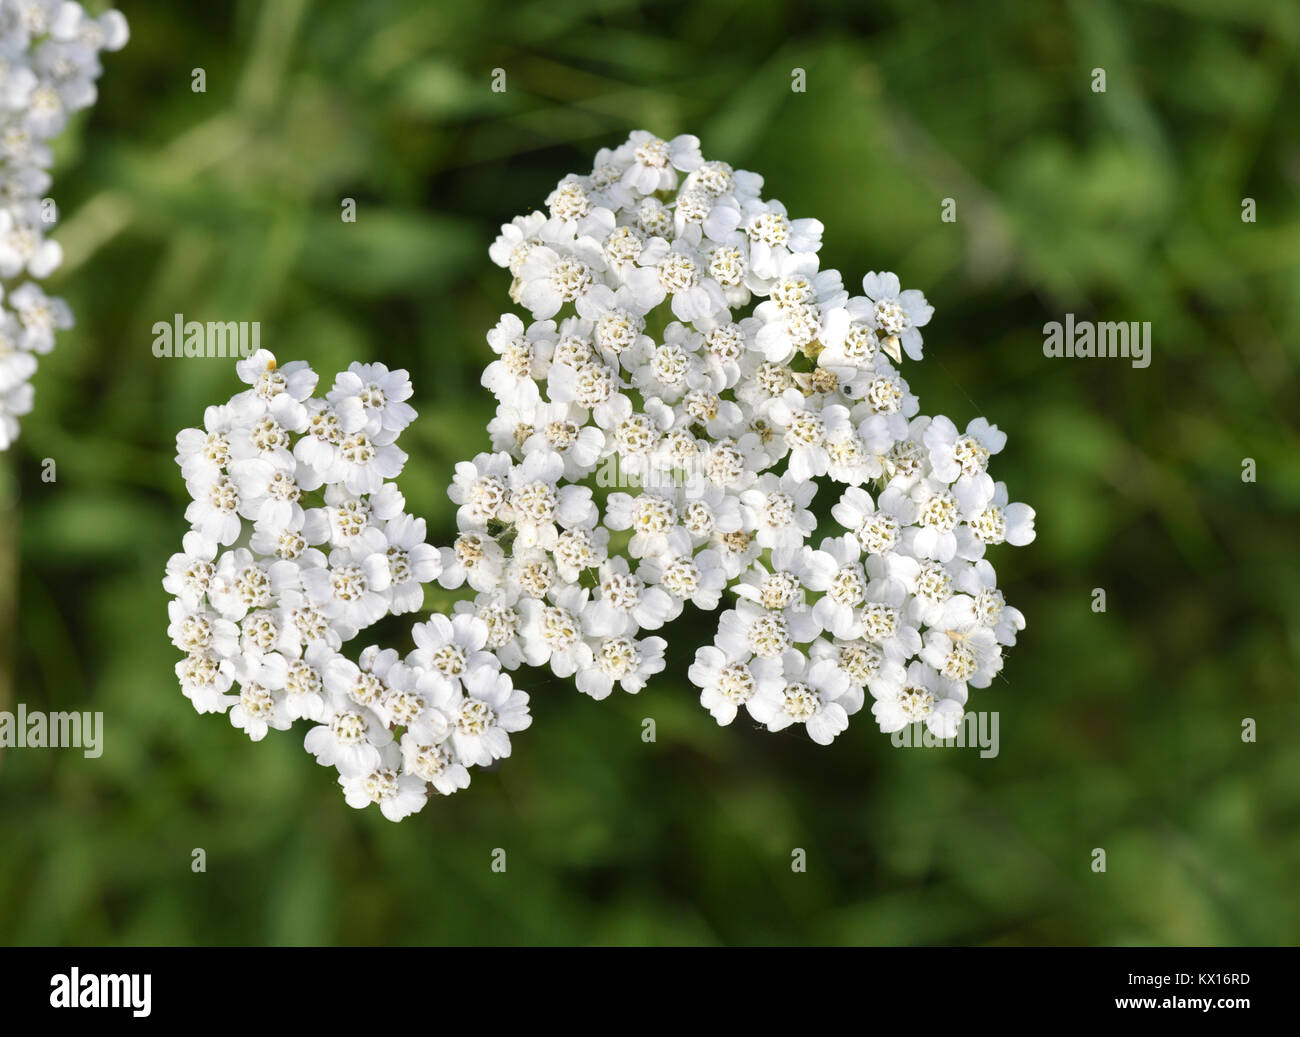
[[0, 0, 1298, 946]]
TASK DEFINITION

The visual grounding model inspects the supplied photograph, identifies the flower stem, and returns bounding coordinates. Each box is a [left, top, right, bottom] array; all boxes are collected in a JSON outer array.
[[0, 455, 15, 775]]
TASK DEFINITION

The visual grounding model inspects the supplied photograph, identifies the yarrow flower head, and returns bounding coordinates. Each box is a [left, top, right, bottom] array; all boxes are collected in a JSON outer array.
[[168, 131, 1034, 820], [0, 1, 127, 450]]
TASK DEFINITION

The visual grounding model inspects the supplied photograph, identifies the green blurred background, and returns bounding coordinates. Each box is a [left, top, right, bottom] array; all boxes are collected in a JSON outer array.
[[0, 0, 1297, 945]]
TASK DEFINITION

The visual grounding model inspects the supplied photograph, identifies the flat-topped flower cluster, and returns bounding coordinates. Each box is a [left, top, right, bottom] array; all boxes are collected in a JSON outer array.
[[167, 130, 1034, 821], [0, 0, 127, 450]]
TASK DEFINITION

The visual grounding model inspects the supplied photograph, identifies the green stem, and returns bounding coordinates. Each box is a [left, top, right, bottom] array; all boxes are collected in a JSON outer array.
[[0, 454, 16, 775]]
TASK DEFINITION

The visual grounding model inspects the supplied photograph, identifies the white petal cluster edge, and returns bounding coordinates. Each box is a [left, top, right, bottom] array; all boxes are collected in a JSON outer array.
[[0, 1, 128, 450]]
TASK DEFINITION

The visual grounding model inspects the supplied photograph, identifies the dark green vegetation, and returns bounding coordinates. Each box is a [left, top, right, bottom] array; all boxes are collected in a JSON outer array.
[[0, 0, 1296, 944]]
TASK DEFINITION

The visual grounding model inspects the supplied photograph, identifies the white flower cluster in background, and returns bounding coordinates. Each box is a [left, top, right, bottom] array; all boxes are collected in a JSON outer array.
[[168, 130, 1035, 821], [0, 0, 127, 449]]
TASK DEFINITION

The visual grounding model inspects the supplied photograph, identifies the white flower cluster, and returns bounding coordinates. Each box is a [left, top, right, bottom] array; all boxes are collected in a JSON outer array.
[[166, 351, 532, 821], [167, 130, 1035, 821], [485, 130, 1034, 745], [0, 0, 127, 449]]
